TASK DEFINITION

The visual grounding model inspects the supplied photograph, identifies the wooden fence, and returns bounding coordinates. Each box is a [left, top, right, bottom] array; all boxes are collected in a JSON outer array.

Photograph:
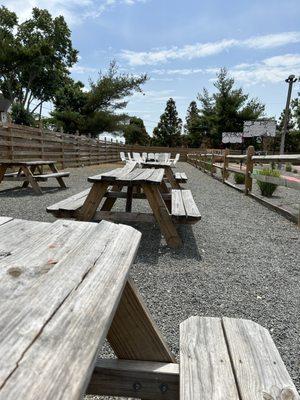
[[0, 123, 210, 168], [187, 147, 300, 225]]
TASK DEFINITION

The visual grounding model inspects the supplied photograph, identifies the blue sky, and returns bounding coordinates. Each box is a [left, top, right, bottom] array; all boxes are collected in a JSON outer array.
[[4, 0, 300, 134]]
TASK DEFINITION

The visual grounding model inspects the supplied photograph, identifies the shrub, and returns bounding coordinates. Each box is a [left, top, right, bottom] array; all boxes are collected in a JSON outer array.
[[234, 172, 245, 184], [256, 169, 280, 197], [293, 168, 298, 174], [285, 163, 292, 172]]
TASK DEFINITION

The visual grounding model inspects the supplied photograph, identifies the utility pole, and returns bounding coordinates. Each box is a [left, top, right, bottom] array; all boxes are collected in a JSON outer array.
[[280, 75, 298, 154]]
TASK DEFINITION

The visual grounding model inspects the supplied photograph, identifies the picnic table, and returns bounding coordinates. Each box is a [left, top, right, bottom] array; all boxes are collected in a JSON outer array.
[[47, 162, 201, 248], [0, 160, 70, 194], [0, 216, 298, 399]]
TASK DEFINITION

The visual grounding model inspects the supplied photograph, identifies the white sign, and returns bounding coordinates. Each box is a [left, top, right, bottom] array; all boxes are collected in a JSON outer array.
[[243, 120, 276, 138], [222, 132, 243, 144]]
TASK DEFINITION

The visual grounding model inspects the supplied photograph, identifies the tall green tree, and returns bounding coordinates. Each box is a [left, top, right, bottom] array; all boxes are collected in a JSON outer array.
[[184, 101, 203, 147], [0, 6, 78, 123], [197, 68, 265, 147], [152, 98, 182, 146], [123, 117, 150, 145], [51, 61, 148, 135]]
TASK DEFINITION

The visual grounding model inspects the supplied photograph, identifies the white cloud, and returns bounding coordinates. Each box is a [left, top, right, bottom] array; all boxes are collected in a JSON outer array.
[[70, 65, 98, 74], [229, 53, 300, 85], [3, 0, 147, 24], [121, 32, 300, 65]]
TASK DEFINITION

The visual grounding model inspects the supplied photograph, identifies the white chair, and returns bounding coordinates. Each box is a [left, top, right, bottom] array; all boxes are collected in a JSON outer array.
[[148, 153, 155, 161], [132, 152, 143, 166], [157, 153, 167, 163], [165, 153, 171, 162], [120, 152, 127, 162], [127, 152, 132, 161], [154, 153, 160, 162], [142, 152, 147, 162], [170, 153, 180, 167]]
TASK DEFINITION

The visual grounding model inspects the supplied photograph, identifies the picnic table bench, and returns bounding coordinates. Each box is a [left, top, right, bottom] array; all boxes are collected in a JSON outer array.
[[47, 162, 200, 248], [0, 160, 70, 194], [0, 216, 298, 399]]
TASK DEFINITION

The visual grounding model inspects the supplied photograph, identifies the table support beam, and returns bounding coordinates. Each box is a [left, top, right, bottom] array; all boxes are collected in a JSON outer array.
[[87, 359, 179, 400], [107, 279, 176, 363]]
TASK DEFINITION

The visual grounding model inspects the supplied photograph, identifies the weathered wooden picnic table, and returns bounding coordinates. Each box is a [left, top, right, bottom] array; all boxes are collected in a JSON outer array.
[[47, 162, 201, 248], [0, 216, 298, 399], [0, 160, 69, 194]]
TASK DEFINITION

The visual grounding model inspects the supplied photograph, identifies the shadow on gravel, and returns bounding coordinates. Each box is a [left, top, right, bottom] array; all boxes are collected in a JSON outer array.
[[134, 223, 201, 266], [0, 186, 69, 197]]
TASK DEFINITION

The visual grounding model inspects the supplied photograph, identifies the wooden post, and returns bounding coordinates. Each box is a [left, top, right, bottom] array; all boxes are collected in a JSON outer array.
[[245, 145, 255, 195], [39, 121, 44, 161], [222, 148, 229, 183]]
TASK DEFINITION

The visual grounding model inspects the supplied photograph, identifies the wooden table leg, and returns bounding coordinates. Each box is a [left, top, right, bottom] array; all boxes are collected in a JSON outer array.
[[125, 186, 133, 212], [77, 182, 109, 221], [22, 165, 36, 188], [49, 163, 67, 188], [107, 278, 175, 363], [0, 165, 8, 185], [142, 184, 182, 248], [101, 184, 123, 211], [165, 166, 180, 189], [21, 166, 43, 195]]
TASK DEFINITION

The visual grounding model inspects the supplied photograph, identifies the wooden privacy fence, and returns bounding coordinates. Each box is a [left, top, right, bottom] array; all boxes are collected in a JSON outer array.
[[0, 123, 208, 167], [187, 147, 300, 225]]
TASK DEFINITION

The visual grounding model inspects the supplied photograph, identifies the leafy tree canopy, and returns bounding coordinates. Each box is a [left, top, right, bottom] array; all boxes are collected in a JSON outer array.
[[0, 6, 78, 120], [152, 98, 182, 146], [123, 116, 150, 145], [197, 68, 265, 147], [50, 61, 148, 135]]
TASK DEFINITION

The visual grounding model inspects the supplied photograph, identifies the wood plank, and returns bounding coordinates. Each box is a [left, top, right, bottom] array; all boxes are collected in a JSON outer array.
[[88, 161, 137, 183], [171, 190, 185, 217], [147, 168, 165, 184], [94, 210, 156, 223], [0, 216, 13, 227], [180, 316, 240, 400], [164, 166, 180, 189], [47, 188, 90, 213], [108, 278, 176, 363], [181, 190, 201, 219], [20, 165, 43, 194], [87, 359, 179, 399], [222, 317, 300, 400], [0, 221, 141, 400]]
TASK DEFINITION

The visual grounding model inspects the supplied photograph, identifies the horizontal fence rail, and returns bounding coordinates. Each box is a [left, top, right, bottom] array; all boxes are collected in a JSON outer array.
[[0, 123, 212, 168], [187, 146, 300, 225]]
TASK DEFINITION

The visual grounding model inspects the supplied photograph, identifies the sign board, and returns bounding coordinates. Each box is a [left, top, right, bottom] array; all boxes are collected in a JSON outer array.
[[243, 120, 276, 137], [222, 132, 243, 144]]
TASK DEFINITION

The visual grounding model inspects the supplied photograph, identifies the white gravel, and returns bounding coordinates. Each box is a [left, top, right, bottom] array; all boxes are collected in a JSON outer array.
[[0, 161, 299, 394]]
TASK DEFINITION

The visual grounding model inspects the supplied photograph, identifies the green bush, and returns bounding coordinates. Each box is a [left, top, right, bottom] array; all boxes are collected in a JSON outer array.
[[234, 172, 245, 184], [285, 163, 292, 172], [256, 169, 280, 197]]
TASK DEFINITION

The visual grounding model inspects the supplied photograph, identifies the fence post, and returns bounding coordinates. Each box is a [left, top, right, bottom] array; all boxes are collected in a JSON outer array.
[[39, 121, 44, 161], [245, 145, 255, 195], [222, 148, 229, 182], [60, 127, 64, 169]]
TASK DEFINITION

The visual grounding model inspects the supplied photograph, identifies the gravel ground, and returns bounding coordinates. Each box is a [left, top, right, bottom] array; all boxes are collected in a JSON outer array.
[[0, 162, 299, 395]]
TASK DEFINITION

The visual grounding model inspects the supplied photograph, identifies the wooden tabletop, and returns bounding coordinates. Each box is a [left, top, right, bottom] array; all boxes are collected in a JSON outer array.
[[0, 160, 56, 166], [88, 166, 165, 185], [0, 216, 141, 399]]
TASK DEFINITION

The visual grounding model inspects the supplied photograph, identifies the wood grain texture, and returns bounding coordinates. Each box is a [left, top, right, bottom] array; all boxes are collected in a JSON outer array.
[[77, 182, 109, 221], [142, 184, 182, 248], [0, 219, 141, 400], [87, 359, 179, 399], [0, 216, 13, 227], [180, 316, 240, 400], [222, 317, 300, 400], [171, 190, 201, 222], [108, 278, 176, 363]]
